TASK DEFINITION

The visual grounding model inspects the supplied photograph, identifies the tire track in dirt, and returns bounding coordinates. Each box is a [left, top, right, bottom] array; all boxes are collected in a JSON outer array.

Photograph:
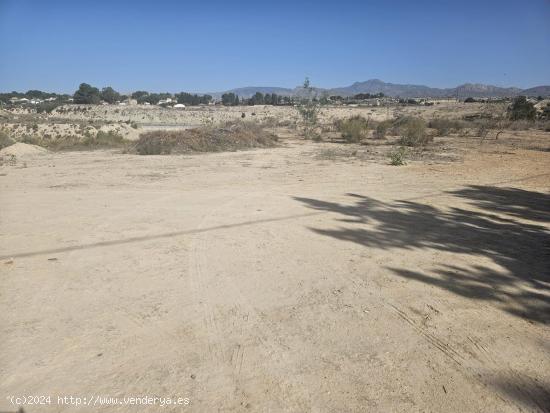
[[387, 301, 550, 412], [187, 191, 306, 411]]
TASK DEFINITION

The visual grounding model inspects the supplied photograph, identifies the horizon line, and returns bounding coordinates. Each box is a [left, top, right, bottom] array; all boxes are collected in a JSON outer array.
[[1, 78, 549, 95]]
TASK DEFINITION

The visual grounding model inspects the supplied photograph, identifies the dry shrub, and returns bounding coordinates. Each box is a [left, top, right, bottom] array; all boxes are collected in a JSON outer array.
[[428, 118, 465, 136], [91, 131, 126, 147], [335, 115, 369, 143], [0, 130, 15, 149], [395, 117, 431, 146], [134, 122, 278, 155], [373, 120, 392, 139]]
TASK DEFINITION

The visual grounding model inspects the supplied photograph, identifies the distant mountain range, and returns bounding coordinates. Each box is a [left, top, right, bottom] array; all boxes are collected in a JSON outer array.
[[213, 79, 549, 99]]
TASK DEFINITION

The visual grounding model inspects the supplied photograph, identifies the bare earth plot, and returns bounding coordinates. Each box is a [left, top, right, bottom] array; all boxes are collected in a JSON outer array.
[[1, 134, 549, 412]]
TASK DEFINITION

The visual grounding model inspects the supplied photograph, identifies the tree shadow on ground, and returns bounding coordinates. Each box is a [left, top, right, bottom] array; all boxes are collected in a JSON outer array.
[[294, 187, 550, 323], [489, 373, 550, 412], [451, 185, 550, 223]]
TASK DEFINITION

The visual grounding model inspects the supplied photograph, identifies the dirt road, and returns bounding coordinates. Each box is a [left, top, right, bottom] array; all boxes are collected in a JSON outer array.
[[1, 138, 549, 412]]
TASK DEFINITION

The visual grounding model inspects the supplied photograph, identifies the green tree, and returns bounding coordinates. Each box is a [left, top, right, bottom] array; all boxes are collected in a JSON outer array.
[[73, 83, 101, 104], [251, 92, 264, 105], [144, 93, 161, 105], [222, 93, 237, 106], [132, 91, 149, 100], [101, 87, 121, 104]]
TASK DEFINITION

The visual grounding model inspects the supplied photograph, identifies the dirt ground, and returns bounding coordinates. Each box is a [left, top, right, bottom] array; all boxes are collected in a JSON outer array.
[[1, 108, 549, 412]]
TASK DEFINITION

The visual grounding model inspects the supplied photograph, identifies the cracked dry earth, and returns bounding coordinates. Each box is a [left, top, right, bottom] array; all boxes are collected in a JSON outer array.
[[1, 137, 549, 412]]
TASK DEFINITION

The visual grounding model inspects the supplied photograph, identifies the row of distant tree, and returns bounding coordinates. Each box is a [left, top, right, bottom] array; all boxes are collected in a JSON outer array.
[[220, 92, 294, 106], [0, 87, 386, 107], [71, 84, 215, 105], [219, 92, 388, 106], [3, 85, 546, 113], [129, 90, 213, 105], [330, 93, 386, 101]]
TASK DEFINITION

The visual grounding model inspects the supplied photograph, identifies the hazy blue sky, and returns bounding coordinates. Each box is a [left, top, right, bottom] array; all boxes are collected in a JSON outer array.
[[1, 0, 549, 93]]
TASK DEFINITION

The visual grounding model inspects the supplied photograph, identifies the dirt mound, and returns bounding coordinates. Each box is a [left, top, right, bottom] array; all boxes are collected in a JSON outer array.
[[133, 122, 278, 155], [0, 142, 49, 157]]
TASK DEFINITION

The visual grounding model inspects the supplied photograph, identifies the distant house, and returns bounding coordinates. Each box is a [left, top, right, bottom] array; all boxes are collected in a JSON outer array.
[[158, 98, 174, 105], [11, 97, 29, 103]]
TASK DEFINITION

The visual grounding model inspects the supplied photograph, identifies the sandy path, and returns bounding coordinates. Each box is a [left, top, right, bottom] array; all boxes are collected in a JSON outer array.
[[0, 140, 549, 412]]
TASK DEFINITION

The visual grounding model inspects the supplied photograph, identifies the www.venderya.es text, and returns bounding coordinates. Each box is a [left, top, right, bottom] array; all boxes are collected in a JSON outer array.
[[7, 395, 190, 408]]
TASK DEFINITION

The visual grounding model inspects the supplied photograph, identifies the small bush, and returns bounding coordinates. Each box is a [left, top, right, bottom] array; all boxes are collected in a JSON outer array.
[[428, 118, 464, 136], [88, 131, 125, 147], [336, 115, 369, 143], [134, 134, 171, 155], [373, 120, 391, 139], [398, 117, 431, 146], [389, 146, 407, 165], [0, 131, 15, 149], [390, 116, 417, 134]]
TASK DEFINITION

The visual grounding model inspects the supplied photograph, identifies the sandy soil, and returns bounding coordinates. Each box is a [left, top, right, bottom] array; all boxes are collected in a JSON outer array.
[[1, 125, 549, 412]]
